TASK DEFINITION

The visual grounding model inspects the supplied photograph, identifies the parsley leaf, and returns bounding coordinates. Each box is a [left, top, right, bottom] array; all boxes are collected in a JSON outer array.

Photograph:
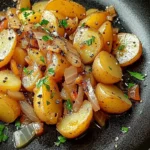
[[48, 68, 55, 75], [128, 71, 145, 80], [85, 36, 95, 46], [109, 66, 112, 70], [23, 67, 33, 75], [46, 101, 50, 105], [20, 7, 29, 12], [124, 94, 128, 99], [0, 124, 5, 135], [65, 99, 72, 111], [54, 136, 66, 146], [118, 45, 125, 51], [128, 83, 135, 89], [40, 19, 49, 25], [23, 11, 34, 19], [59, 19, 68, 28], [42, 35, 53, 41], [36, 77, 50, 91], [121, 127, 129, 133], [0, 124, 9, 143], [81, 23, 85, 27], [50, 92, 55, 99], [15, 120, 21, 130], [40, 56, 45, 64]]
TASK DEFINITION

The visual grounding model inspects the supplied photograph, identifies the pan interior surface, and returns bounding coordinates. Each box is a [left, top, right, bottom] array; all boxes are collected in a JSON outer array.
[[0, 0, 150, 150]]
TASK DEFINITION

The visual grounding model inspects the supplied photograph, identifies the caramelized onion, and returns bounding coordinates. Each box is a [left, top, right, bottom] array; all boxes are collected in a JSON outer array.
[[128, 84, 140, 101], [7, 90, 25, 101]]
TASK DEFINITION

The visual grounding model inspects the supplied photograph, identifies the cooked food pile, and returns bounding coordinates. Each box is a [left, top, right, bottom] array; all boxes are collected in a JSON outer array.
[[0, 0, 143, 148]]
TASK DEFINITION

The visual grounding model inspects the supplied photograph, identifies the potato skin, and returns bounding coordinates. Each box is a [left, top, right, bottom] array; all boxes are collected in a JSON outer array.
[[92, 51, 122, 84], [73, 27, 103, 64], [34, 77, 62, 125], [95, 83, 132, 114], [57, 100, 93, 138], [0, 92, 20, 123]]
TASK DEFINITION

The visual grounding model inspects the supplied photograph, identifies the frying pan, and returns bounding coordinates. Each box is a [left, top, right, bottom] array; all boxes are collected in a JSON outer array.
[[0, 0, 150, 150]]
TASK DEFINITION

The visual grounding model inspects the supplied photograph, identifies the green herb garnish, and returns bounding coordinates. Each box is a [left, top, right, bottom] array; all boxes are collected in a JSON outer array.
[[23, 11, 34, 19], [36, 77, 50, 91], [40, 19, 49, 25], [20, 7, 30, 12], [42, 35, 53, 41], [59, 19, 68, 28], [54, 136, 66, 146], [109, 66, 112, 70], [121, 127, 129, 133], [0, 124, 9, 142], [23, 67, 33, 75], [50, 92, 55, 99], [48, 68, 55, 75], [46, 101, 50, 105], [124, 94, 128, 99], [40, 56, 45, 64], [65, 99, 72, 111], [128, 71, 145, 80], [118, 45, 125, 51], [128, 83, 135, 89], [85, 36, 95, 46], [81, 23, 85, 27], [15, 120, 21, 130]]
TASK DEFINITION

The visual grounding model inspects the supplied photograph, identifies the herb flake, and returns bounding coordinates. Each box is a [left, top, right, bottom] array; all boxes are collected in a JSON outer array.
[[124, 94, 128, 99], [85, 36, 95, 46], [46, 101, 50, 105], [65, 99, 72, 111], [121, 127, 129, 133], [15, 120, 21, 130], [36, 77, 50, 91], [59, 19, 68, 28], [118, 45, 125, 51], [20, 7, 29, 12], [128, 71, 145, 80], [40, 19, 49, 25], [0, 124, 9, 143], [23, 67, 33, 75], [48, 68, 55, 75], [40, 56, 45, 64], [128, 83, 135, 89], [42, 35, 53, 41], [54, 136, 66, 146]]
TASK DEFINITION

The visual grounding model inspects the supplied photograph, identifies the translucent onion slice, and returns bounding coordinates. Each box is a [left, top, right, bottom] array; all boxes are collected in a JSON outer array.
[[7, 90, 25, 101]]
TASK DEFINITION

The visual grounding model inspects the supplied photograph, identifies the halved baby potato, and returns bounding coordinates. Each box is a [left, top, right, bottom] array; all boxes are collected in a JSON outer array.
[[79, 11, 108, 30], [45, 0, 86, 19], [113, 33, 142, 67], [95, 83, 132, 114], [32, 1, 48, 13], [0, 92, 21, 123], [0, 29, 17, 68], [0, 70, 21, 92], [41, 10, 65, 37], [57, 100, 93, 138], [92, 51, 122, 84], [99, 21, 113, 53], [73, 27, 103, 64], [34, 77, 62, 125]]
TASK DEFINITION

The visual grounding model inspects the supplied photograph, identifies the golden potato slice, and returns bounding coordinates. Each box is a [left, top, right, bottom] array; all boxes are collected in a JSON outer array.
[[99, 21, 113, 53], [79, 12, 108, 30], [32, 1, 48, 12], [73, 27, 103, 64], [0, 29, 17, 68], [45, 53, 70, 82], [19, 10, 41, 24], [113, 33, 142, 67], [22, 64, 43, 92], [0, 70, 21, 92], [57, 100, 93, 138], [34, 77, 62, 125], [95, 83, 132, 114], [41, 10, 65, 37], [86, 8, 99, 16], [45, 0, 86, 19], [92, 51, 122, 84], [0, 92, 21, 123]]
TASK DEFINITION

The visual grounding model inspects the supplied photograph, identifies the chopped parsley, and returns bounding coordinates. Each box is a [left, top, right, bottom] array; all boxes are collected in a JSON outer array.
[[36, 77, 50, 91], [40, 19, 49, 25], [20, 7, 30, 12], [59, 19, 68, 28], [118, 45, 125, 51], [109, 66, 112, 70], [50, 92, 55, 99], [0, 124, 9, 142], [85, 36, 95, 46], [23, 67, 33, 75], [40, 56, 45, 64], [42, 35, 53, 41], [46, 101, 50, 105], [23, 11, 34, 19], [128, 83, 135, 89], [65, 99, 72, 111], [15, 120, 21, 130], [124, 94, 128, 99], [54, 136, 66, 146], [128, 71, 145, 80], [81, 23, 85, 27], [48, 68, 55, 75], [121, 127, 129, 133]]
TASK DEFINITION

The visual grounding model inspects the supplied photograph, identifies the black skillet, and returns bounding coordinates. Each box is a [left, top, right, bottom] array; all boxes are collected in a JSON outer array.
[[0, 0, 150, 150]]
